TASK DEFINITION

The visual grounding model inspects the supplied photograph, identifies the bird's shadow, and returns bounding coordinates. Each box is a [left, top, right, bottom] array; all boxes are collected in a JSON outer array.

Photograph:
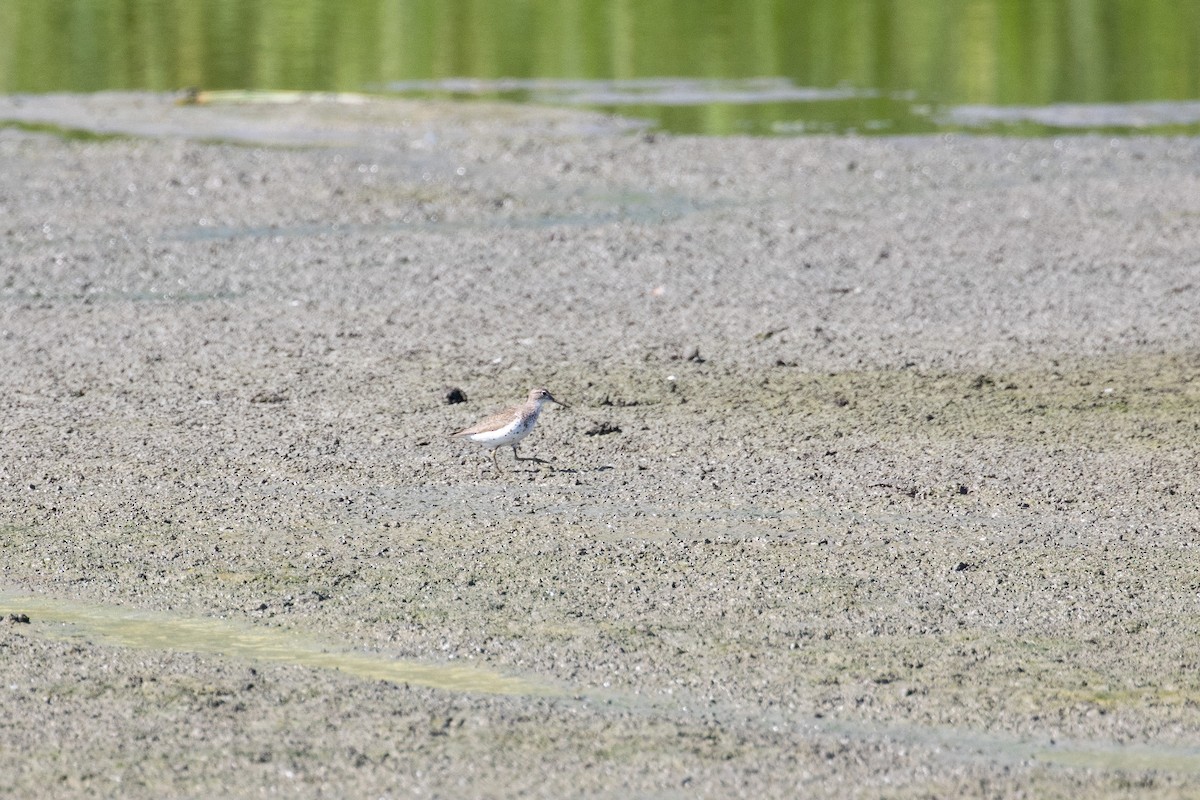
[[547, 464, 613, 475], [478, 461, 614, 476]]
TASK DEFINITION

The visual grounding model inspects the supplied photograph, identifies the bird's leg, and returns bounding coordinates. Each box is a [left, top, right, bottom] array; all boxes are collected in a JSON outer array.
[[491, 448, 502, 473], [513, 445, 550, 467]]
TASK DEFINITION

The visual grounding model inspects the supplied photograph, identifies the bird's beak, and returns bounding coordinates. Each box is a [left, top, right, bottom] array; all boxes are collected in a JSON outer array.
[[550, 396, 569, 408]]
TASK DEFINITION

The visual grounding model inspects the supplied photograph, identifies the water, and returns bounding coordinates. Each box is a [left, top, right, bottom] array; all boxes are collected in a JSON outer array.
[[1, 1, 1198, 135]]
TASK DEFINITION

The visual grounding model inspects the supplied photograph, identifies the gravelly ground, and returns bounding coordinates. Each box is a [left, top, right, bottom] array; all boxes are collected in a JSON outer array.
[[1, 92, 1199, 798]]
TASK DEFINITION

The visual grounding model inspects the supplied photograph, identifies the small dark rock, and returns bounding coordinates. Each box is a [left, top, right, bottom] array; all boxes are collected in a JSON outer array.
[[957, 484, 970, 495], [953, 562, 971, 572], [444, 386, 468, 405], [8, 613, 30, 624], [598, 395, 642, 407], [585, 422, 622, 437], [250, 391, 287, 404], [755, 328, 786, 342], [672, 346, 705, 363]]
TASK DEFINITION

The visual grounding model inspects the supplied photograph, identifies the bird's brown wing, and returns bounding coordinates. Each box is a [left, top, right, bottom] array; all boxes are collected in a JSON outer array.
[[452, 405, 520, 437]]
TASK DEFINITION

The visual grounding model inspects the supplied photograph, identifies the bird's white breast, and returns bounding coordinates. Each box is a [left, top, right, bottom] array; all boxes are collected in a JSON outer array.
[[465, 409, 539, 447]]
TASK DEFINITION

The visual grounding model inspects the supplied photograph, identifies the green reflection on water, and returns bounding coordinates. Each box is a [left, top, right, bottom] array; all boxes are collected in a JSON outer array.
[[1, 0, 1198, 135], [1, 591, 556, 696]]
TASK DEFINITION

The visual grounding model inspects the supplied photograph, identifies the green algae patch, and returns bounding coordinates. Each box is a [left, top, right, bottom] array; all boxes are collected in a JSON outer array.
[[580, 351, 1200, 458], [1, 591, 558, 697], [0, 119, 130, 142]]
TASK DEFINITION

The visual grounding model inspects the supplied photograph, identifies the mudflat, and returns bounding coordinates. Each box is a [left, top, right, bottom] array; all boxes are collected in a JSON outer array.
[[1, 93, 1198, 798]]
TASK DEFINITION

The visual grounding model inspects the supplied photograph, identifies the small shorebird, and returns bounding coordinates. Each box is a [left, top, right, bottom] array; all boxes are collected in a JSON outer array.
[[452, 387, 568, 472]]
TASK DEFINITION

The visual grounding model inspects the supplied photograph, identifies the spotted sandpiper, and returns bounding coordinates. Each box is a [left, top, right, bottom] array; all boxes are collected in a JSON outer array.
[[452, 387, 568, 472]]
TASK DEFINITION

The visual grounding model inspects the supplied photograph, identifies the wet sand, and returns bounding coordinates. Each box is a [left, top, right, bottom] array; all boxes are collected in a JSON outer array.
[[1, 92, 1199, 798]]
